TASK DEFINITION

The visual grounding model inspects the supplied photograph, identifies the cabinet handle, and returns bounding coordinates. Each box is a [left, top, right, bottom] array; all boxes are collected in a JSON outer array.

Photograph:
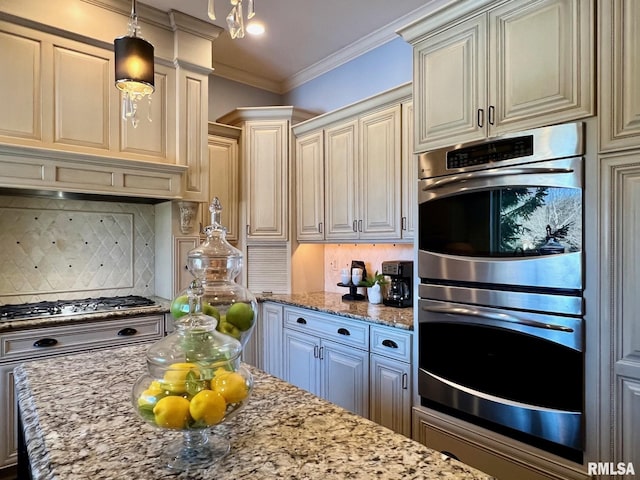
[[358, 219, 362, 232], [352, 220, 357, 232], [337, 327, 350, 336], [319, 346, 324, 360], [314, 345, 319, 358], [401, 216, 406, 231], [296, 317, 307, 325], [33, 338, 58, 348], [246, 224, 250, 235], [382, 339, 399, 349], [477, 108, 484, 128], [117, 327, 138, 337], [488, 105, 495, 125], [402, 373, 408, 390], [318, 222, 323, 234]]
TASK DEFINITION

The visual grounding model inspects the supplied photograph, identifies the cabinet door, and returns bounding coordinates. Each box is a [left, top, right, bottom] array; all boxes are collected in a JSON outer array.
[[324, 119, 359, 240], [261, 302, 284, 379], [413, 14, 487, 151], [359, 105, 402, 240], [0, 363, 17, 470], [401, 102, 417, 240], [207, 134, 239, 242], [173, 236, 199, 297], [488, 0, 594, 136], [295, 130, 325, 241], [599, 0, 640, 152], [245, 120, 288, 241], [370, 354, 411, 437], [282, 329, 321, 397], [321, 339, 369, 418]]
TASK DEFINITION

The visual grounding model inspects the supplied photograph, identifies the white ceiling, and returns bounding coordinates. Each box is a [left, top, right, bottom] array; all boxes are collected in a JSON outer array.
[[140, 0, 449, 94]]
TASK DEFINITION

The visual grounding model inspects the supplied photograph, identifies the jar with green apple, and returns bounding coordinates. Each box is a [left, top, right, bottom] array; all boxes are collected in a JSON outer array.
[[170, 197, 257, 346]]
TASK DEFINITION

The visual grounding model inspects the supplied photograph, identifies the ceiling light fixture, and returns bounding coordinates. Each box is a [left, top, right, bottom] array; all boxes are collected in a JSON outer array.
[[114, 0, 155, 128], [207, 0, 258, 39]]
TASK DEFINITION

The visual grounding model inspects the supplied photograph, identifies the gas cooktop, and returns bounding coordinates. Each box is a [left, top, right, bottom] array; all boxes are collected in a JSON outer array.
[[0, 295, 157, 321]]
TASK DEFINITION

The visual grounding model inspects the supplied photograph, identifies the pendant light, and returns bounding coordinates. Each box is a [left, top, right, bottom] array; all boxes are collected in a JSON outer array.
[[114, 0, 155, 128]]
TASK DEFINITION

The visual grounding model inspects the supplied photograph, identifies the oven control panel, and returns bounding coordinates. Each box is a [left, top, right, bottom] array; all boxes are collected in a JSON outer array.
[[446, 135, 534, 169]]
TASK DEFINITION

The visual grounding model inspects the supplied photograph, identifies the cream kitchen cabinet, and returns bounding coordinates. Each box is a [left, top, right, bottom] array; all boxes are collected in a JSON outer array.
[[295, 130, 325, 241], [217, 107, 315, 243], [324, 105, 402, 241], [599, 0, 640, 153], [400, 101, 417, 240], [0, 315, 164, 475], [369, 325, 412, 437], [260, 301, 284, 379], [400, 0, 594, 152], [282, 306, 369, 417], [205, 123, 241, 242]]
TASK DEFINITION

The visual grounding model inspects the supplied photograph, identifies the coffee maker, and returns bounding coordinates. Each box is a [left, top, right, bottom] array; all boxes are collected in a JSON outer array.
[[381, 260, 413, 308]]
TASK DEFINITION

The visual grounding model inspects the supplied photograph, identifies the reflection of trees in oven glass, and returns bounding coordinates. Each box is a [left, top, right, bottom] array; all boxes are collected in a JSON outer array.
[[499, 187, 582, 254]]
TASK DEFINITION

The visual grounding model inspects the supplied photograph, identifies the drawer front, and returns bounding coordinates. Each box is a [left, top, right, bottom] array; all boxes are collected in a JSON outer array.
[[0, 315, 164, 361], [283, 307, 368, 350], [370, 325, 412, 363]]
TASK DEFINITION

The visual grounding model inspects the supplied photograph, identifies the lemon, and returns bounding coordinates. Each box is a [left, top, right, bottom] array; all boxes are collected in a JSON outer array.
[[138, 380, 165, 407], [153, 396, 191, 429], [161, 362, 200, 394], [189, 389, 227, 426], [212, 371, 248, 403]]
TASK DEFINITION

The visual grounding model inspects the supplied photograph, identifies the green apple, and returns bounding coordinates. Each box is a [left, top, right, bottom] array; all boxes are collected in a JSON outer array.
[[170, 295, 190, 318], [217, 317, 242, 340], [203, 303, 221, 321], [225, 302, 255, 332]]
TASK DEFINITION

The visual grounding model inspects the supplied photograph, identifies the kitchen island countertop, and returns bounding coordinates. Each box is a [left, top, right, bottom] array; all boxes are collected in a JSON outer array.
[[15, 343, 492, 480], [258, 291, 413, 330]]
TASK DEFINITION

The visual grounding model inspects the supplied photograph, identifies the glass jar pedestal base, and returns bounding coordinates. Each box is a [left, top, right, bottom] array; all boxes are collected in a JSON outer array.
[[165, 429, 230, 471]]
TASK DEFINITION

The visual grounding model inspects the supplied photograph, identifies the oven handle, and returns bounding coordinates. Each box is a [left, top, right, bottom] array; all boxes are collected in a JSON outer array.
[[422, 167, 574, 191], [421, 305, 574, 333]]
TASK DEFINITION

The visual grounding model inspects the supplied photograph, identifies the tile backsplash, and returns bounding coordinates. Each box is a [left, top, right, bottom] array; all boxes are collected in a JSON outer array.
[[323, 243, 414, 293], [0, 195, 155, 304]]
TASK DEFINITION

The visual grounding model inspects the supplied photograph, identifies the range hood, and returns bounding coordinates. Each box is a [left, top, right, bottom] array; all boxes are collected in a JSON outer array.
[[0, 143, 187, 203]]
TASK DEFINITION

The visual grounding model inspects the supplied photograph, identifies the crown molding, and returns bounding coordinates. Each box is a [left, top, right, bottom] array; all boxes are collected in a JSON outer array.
[[212, 63, 283, 94]]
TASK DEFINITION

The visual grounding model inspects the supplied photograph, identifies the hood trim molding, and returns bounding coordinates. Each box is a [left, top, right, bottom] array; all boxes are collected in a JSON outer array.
[[0, 143, 187, 201]]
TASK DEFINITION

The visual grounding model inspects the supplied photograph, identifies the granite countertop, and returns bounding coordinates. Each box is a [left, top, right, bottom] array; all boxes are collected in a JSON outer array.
[[258, 292, 414, 330], [0, 296, 171, 333], [15, 343, 492, 480]]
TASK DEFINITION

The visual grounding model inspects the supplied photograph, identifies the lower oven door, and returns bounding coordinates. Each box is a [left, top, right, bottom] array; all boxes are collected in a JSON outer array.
[[418, 298, 584, 452]]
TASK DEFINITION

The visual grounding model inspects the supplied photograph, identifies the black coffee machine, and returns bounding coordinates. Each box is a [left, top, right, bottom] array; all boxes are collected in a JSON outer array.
[[381, 260, 413, 308]]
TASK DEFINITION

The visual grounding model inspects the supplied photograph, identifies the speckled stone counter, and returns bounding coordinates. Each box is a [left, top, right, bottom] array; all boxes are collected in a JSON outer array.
[[0, 296, 171, 333], [258, 292, 413, 330], [15, 343, 493, 480]]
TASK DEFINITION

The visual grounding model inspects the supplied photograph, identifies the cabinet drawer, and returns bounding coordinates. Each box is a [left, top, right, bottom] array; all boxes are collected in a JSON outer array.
[[283, 307, 368, 350], [370, 325, 412, 363], [0, 315, 163, 362]]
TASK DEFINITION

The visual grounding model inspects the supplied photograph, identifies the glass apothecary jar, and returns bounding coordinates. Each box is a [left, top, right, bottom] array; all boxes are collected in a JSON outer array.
[[132, 280, 253, 471], [170, 197, 257, 346]]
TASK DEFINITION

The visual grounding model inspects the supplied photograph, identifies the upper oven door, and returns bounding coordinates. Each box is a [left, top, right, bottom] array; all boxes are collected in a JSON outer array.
[[418, 156, 583, 292]]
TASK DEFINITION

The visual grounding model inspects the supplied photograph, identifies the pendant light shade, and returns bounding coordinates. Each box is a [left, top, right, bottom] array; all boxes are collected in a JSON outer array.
[[114, 0, 155, 127], [114, 35, 154, 96]]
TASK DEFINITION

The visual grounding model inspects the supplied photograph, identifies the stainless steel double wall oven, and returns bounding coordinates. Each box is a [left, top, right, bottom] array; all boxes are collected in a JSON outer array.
[[417, 122, 585, 462]]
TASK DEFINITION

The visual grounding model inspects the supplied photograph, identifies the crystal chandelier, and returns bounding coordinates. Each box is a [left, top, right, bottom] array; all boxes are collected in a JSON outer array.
[[114, 0, 155, 128], [208, 0, 256, 39]]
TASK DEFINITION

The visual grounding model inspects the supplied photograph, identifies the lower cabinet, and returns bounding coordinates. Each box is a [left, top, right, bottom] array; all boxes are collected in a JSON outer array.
[[280, 305, 412, 435], [260, 302, 284, 379], [0, 315, 165, 475], [369, 324, 412, 437]]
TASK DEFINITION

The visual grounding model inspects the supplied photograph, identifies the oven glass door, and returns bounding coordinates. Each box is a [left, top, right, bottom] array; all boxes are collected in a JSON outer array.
[[417, 157, 583, 292]]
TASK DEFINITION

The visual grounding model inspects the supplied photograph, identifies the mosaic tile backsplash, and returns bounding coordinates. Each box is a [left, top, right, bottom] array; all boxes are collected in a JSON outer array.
[[0, 195, 155, 304]]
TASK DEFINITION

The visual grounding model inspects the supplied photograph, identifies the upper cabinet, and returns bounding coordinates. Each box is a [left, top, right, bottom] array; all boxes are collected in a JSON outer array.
[[0, 3, 222, 201], [293, 84, 412, 244], [599, 0, 640, 153], [217, 107, 316, 243], [205, 122, 241, 242], [399, 0, 595, 152]]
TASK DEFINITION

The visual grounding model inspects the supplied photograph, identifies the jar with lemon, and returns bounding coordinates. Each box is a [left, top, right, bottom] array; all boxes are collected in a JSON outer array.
[[132, 198, 256, 471]]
